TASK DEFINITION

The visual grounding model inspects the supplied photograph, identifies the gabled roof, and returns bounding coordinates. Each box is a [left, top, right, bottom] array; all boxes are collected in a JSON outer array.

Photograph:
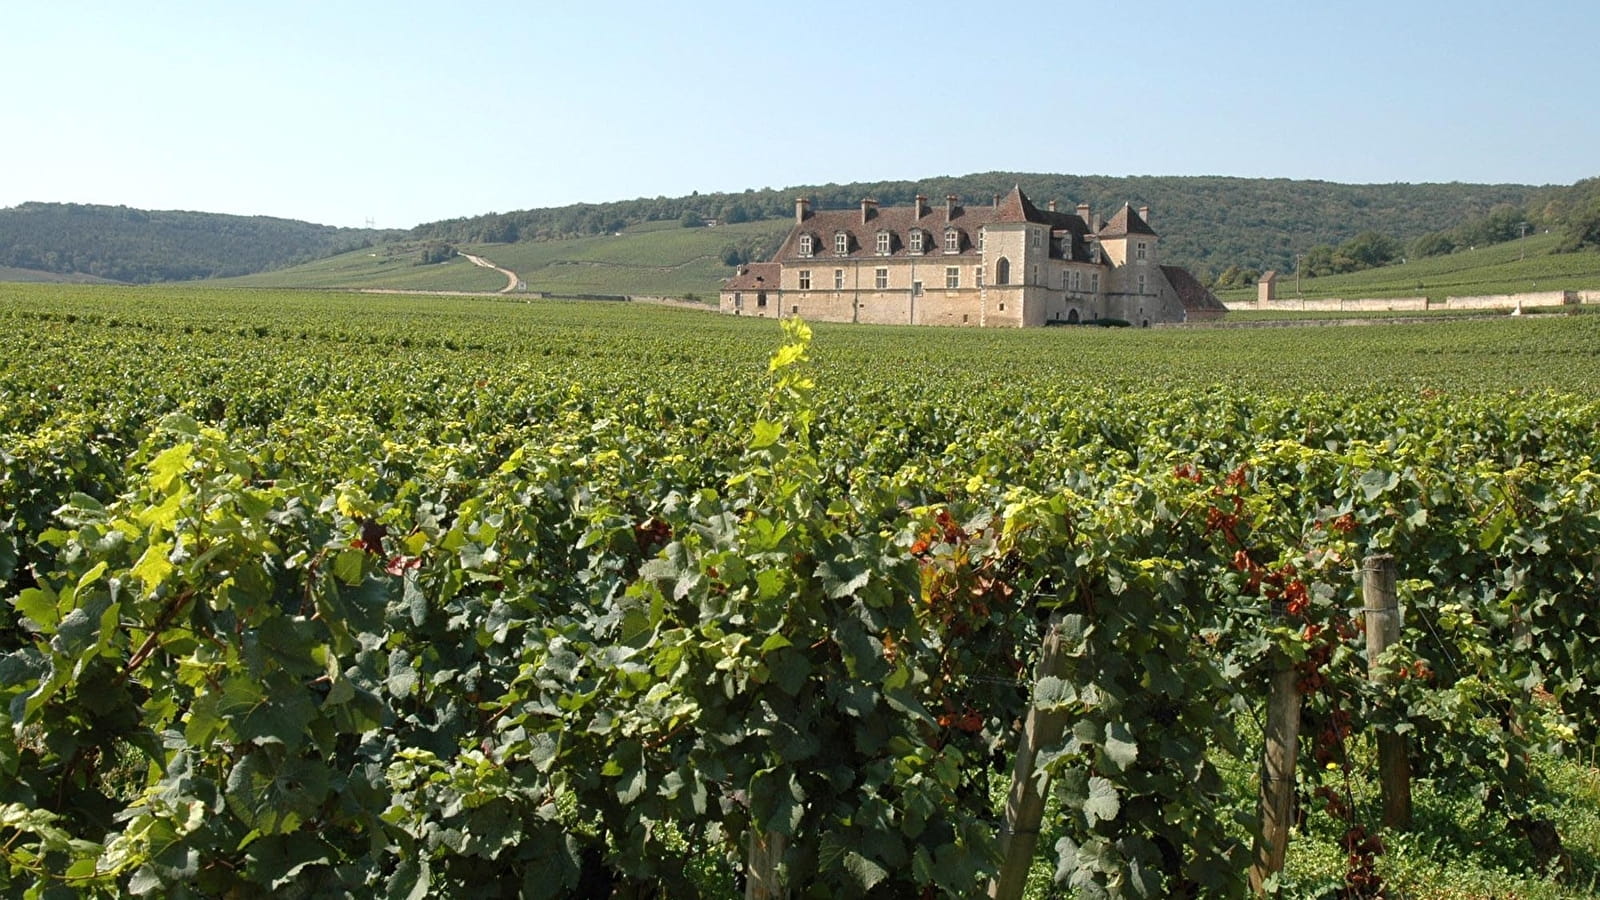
[[774, 187, 1099, 262], [993, 185, 1044, 223], [1161, 265, 1227, 313], [723, 262, 780, 291], [1099, 204, 1157, 238]]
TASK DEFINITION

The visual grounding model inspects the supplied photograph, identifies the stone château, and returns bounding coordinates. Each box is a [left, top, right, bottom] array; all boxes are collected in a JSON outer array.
[[719, 186, 1225, 327]]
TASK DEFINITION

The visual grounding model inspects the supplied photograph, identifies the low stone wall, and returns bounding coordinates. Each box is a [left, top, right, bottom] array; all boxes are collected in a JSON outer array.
[[1233, 289, 1593, 314], [1442, 290, 1576, 310], [1235, 297, 1428, 312]]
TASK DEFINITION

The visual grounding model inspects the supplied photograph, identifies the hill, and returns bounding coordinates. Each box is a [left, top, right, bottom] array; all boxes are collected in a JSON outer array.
[[0, 202, 395, 283], [1215, 229, 1600, 306], [408, 173, 1547, 280], [220, 220, 790, 298], [8, 174, 1593, 294]]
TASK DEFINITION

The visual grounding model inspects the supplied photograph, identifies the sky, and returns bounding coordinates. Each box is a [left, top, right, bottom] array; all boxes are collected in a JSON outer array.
[[3, 0, 1598, 229]]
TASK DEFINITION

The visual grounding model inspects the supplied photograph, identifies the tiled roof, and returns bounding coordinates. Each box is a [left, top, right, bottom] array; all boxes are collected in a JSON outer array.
[[774, 187, 1101, 263], [1161, 265, 1227, 313], [1099, 204, 1157, 237], [993, 185, 1043, 223], [723, 262, 781, 291]]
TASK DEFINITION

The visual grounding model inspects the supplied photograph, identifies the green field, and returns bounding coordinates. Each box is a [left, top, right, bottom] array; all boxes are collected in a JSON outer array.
[[219, 219, 789, 298], [214, 242, 510, 292], [4, 284, 1600, 898], [0, 265, 116, 284], [1218, 232, 1600, 305]]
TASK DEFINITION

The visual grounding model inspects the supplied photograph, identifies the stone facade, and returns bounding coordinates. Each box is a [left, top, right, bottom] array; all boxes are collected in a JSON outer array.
[[719, 187, 1225, 327]]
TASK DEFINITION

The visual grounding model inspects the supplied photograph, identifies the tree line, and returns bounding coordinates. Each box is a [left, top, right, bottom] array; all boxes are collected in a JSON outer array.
[[407, 173, 1555, 280], [0, 203, 395, 283]]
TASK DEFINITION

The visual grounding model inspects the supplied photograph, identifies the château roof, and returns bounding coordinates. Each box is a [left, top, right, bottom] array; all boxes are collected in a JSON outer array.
[[993, 185, 1044, 223], [774, 187, 1104, 263], [1161, 265, 1228, 313], [723, 262, 781, 291], [1098, 204, 1157, 237]]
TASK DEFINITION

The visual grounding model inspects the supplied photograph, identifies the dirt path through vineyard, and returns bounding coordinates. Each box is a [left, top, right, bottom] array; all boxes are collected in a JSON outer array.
[[459, 251, 520, 293]]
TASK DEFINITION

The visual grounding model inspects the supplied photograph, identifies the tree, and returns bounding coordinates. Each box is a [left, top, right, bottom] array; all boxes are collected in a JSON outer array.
[[1556, 199, 1600, 253], [1337, 231, 1399, 270], [679, 210, 704, 228], [1302, 245, 1336, 277], [1409, 231, 1455, 258]]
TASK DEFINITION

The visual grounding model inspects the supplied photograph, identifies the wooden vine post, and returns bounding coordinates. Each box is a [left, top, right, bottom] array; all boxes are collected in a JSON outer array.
[[1249, 649, 1302, 894], [745, 829, 788, 899], [988, 614, 1071, 900], [1363, 553, 1412, 829]]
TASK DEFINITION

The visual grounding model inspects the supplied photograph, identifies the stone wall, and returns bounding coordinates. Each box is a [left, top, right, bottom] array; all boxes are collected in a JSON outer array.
[[1236, 297, 1428, 312], [1442, 290, 1577, 309]]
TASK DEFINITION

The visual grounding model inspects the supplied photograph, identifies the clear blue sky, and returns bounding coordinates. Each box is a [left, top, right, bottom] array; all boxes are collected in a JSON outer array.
[[4, 0, 1596, 229]]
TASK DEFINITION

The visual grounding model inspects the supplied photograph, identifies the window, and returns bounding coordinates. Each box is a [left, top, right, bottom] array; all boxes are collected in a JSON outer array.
[[875, 231, 891, 255], [833, 268, 844, 290], [1138, 273, 1147, 293], [733, 292, 742, 308], [999, 302, 1006, 311], [944, 228, 960, 253], [946, 266, 960, 289], [757, 293, 768, 308], [913, 280, 923, 296], [1136, 241, 1147, 261], [1090, 273, 1100, 293], [874, 267, 888, 290], [834, 232, 849, 255], [977, 228, 984, 251], [798, 234, 813, 257], [1032, 264, 1039, 285], [975, 266, 983, 286], [909, 230, 925, 253], [792, 305, 799, 314], [1031, 228, 1041, 249], [798, 270, 811, 290], [995, 257, 1010, 285]]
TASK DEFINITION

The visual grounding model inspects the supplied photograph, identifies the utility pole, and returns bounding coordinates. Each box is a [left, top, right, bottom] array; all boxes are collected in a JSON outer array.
[[1520, 222, 1530, 260], [1295, 253, 1303, 296]]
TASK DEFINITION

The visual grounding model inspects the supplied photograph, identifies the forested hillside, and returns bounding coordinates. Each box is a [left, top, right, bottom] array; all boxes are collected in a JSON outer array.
[[409, 174, 1549, 279], [7, 174, 1593, 287], [0, 203, 394, 282]]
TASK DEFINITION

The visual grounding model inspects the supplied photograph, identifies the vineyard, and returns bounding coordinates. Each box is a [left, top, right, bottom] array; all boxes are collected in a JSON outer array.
[[3, 283, 1600, 898]]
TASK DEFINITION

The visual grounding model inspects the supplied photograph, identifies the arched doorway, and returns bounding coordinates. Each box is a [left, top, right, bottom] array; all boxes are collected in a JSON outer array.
[[1067, 308, 1080, 324]]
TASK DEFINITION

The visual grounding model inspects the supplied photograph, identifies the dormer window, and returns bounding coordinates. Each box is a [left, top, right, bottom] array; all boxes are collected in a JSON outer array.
[[798, 234, 814, 257], [944, 228, 960, 253], [909, 230, 925, 254], [834, 232, 849, 256], [876, 230, 891, 255]]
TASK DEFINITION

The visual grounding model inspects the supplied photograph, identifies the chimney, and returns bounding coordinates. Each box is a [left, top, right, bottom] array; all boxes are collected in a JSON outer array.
[[914, 194, 928, 218], [1077, 202, 1091, 224], [1138, 205, 1150, 227], [945, 194, 958, 221], [860, 198, 877, 223], [993, 194, 1001, 208], [795, 197, 810, 224], [1047, 200, 1057, 212]]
